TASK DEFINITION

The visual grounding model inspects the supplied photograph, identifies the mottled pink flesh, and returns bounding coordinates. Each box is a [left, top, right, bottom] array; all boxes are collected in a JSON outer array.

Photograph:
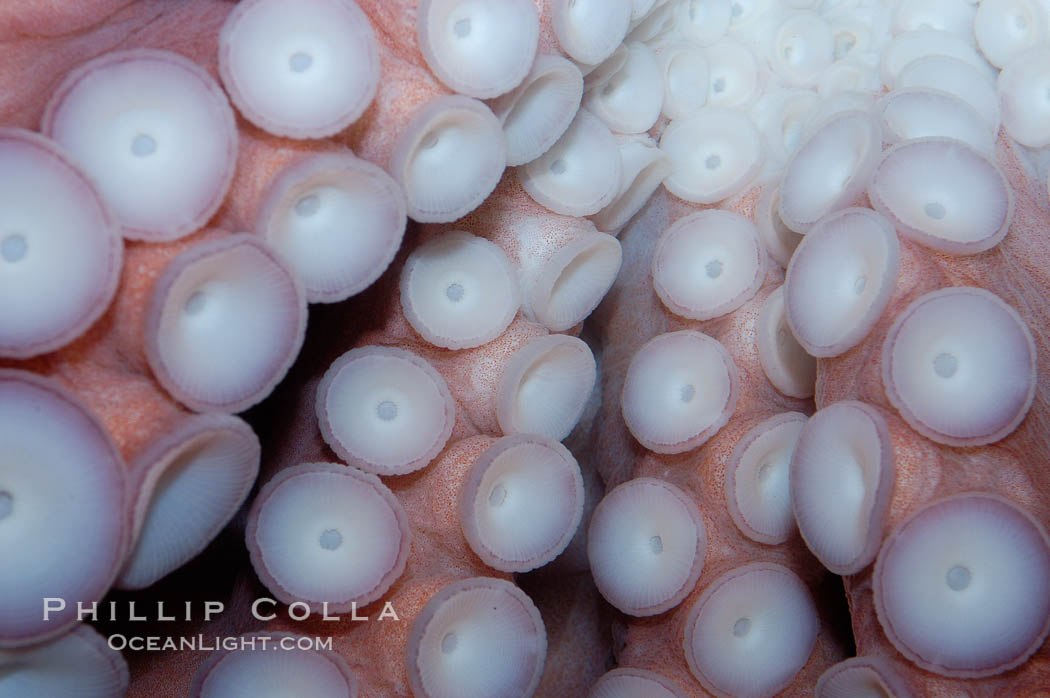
[[3, 2, 1050, 697], [587, 187, 845, 694], [814, 136, 1050, 693], [582, 133, 1050, 695]]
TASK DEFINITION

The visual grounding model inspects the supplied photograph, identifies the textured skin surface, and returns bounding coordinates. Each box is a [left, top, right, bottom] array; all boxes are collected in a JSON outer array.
[[587, 186, 851, 695], [3, 1, 1050, 697], [588, 137, 1050, 693], [0, 228, 228, 478], [1, 7, 607, 694], [822, 139, 1050, 696]]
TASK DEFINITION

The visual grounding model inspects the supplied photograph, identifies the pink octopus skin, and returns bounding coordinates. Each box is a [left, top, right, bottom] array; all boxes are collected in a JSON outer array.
[[588, 137, 1050, 694], [3, 1, 1050, 697], [227, 250, 605, 696], [0, 229, 263, 591], [588, 186, 850, 695], [812, 136, 1050, 694], [122, 290, 608, 696], [0, 0, 607, 687]]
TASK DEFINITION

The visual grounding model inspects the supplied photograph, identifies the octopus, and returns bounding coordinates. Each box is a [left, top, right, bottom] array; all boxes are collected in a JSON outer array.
[[2, 0, 1050, 696]]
